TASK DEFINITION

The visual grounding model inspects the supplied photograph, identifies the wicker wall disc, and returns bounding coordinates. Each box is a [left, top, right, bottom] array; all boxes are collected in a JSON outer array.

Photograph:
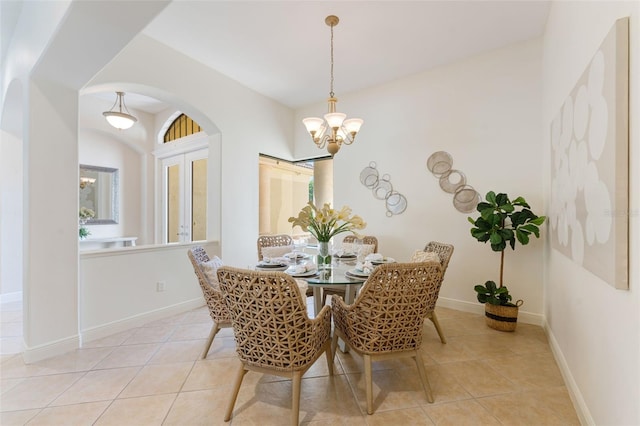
[[453, 185, 481, 213], [427, 151, 453, 176], [439, 169, 467, 194], [373, 175, 393, 200], [385, 191, 407, 216], [360, 162, 379, 188]]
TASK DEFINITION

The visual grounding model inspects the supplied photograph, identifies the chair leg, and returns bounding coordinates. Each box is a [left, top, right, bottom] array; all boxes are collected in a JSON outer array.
[[414, 353, 434, 403], [201, 322, 219, 359], [429, 311, 447, 344], [291, 370, 302, 426], [224, 363, 247, 421], [364, 354, 374, 415], [325, 342, 334, 376], [331, 331, 339, 360]]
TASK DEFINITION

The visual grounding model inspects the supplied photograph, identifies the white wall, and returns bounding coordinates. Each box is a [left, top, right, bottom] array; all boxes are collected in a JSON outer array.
[[0, 129, 23, 298], [296, 38, 545, 321], [542, 2, 639, 425], [80, 241, 219, 343]]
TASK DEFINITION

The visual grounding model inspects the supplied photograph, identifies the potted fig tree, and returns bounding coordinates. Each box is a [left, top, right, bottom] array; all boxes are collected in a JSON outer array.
[[468, 191, 546, 331]]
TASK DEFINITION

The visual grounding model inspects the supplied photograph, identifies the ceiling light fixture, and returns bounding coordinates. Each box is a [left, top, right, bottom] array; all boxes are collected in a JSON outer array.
[[103, 91, 137, 130], [303, 15, 363, 156]]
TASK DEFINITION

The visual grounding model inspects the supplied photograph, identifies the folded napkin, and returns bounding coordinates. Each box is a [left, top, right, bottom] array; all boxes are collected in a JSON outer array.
[[261, 257, 286, 265], [334, 247, 355, 257], [365, 253, 384, 262], [289, 261, 316, 274], [355, 260, 375, 274]]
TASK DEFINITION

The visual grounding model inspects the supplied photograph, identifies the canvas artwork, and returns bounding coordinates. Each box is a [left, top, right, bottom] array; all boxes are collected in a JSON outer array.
[[549, 17, 629, 289]]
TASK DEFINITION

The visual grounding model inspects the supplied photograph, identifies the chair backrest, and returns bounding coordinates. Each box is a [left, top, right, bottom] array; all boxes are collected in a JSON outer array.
[[257, 234, 294, 260], [342, 235, 379, 253], [187, 246, 231, 324], [217, 266, 330, 370], [424, 241, 454, 275], [337, 261, 443, 354]]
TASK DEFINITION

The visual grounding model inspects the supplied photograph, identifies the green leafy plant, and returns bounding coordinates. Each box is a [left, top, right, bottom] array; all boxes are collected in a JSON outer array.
[[468, 191, 546, 306]]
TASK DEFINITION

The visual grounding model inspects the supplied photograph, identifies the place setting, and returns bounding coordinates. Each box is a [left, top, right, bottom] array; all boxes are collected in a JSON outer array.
[[285, 261, 318, 278], [345, 253, 396, 279], [255, 257, 289, 271]]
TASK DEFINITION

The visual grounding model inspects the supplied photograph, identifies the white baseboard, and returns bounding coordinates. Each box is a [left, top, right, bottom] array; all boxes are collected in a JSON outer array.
[[544, 321, 593, 426], [22, 334, 80, 364], [437, 297, 544, 326], [0, 291, 22, 304], [80, 298, 205, 345]]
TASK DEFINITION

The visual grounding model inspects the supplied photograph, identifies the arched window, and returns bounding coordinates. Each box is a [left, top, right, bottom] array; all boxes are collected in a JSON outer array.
[[163, 113, 202, 143]]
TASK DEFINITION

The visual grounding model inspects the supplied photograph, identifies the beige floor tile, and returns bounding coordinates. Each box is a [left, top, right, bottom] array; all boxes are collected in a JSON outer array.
[[439, 360, 518, 398], [422, 399, 502, 425], [92, 343, 160, 370], [119, 361, 193, 398], [147, 339, 205, 365], [1, 377, 24, 395], [364, 407, 434, 425], [122, 324, 175, 345], [178, 308, 211, 325], [33, 347, 114, 374], [477, 388, 580, 425], [182, 357, 243, 392], [163, 389, 229, 426], [94, 394, 176, 425], [81, 329, 136, 349], [344, 367, 432, 414], [0, 372, 84, 411], [167, 322, 212, 341], [51, 367, 139, 406], [0, 409, 40, 425], [420, 339, 479, 364], [25, 401, 109, 425], [421, 365, 473, 404], [484, 352, 565, 390]]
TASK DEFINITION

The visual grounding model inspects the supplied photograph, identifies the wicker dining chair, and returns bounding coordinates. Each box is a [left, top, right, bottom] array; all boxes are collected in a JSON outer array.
[[423, 241, 454, 344], [342, 234, 379, 253], [322, 235, 380, 305], [217, 266, 333, 425], [331, 261, 444, 414], [187, 246, 232, 359], [257, 234, 293, 260]]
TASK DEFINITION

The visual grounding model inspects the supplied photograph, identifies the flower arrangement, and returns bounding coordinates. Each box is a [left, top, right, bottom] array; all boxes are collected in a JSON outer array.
[[79, 207, 95, 239], [288, 202, 366, 243]]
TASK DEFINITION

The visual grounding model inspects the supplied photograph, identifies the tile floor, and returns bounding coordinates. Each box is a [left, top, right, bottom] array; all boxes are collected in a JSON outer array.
[[1, 300, 580, 425]]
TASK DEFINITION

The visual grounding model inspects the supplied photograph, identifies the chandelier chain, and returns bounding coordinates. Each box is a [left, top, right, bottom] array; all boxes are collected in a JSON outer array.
[[329, 22, 334, 98]]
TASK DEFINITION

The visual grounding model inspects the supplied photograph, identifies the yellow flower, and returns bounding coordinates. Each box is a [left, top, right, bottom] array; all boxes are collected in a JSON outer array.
[[288, 202, 367, 242]]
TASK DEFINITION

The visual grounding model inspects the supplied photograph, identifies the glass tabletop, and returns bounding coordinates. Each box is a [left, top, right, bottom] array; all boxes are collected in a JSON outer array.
[[305, 265, 367, 285]]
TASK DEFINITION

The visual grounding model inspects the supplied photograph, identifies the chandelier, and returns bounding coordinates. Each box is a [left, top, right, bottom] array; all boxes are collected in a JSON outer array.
[[103, 91, 137, 130], [302, 15, 363, 156]]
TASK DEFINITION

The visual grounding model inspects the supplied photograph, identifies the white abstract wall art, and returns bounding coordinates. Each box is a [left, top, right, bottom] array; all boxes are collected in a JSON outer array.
[[549, 17, 629, 290]]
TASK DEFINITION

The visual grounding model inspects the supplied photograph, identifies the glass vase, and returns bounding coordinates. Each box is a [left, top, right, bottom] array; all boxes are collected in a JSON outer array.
[[317, 241, 332, 269]]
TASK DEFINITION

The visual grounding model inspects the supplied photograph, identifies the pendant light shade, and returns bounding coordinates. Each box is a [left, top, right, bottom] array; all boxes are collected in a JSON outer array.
[[103, 92, 137, 130]]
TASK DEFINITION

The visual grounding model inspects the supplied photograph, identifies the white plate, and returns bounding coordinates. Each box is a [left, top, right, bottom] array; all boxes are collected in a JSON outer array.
[[256, 265, 288, 271], [286, 269, 318, 278], [284, 253, 310, 260], [347, 268, 370, 278], [336, 254, 357, 259], [257, 262, 288, 268], [371, 258, 395, 265]]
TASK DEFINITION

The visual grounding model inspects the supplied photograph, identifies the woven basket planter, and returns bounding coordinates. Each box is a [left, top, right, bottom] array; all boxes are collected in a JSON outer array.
[[484, 300, 523, 332]]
